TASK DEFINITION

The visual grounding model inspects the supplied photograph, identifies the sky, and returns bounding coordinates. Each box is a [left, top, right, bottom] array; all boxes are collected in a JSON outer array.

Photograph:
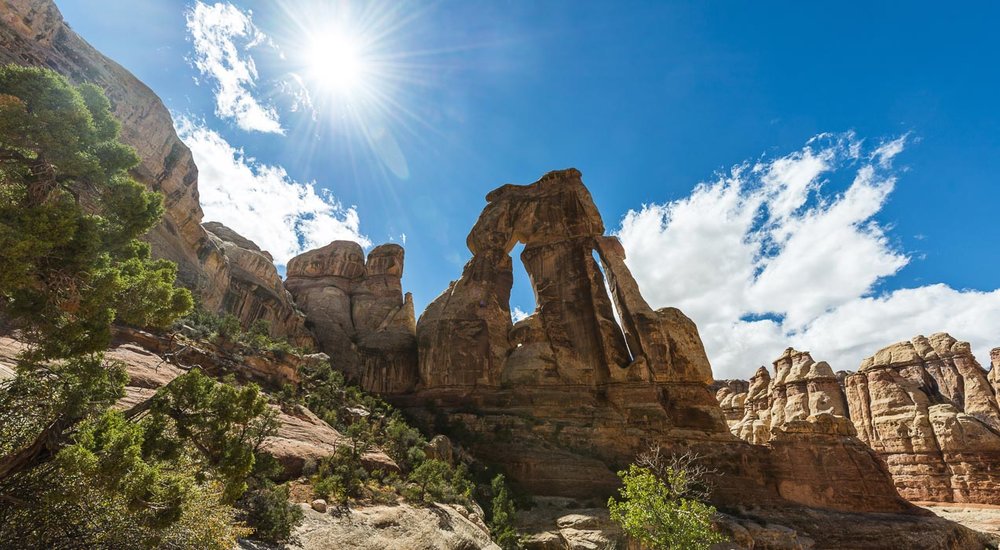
[[56, 1, 1000, 379]]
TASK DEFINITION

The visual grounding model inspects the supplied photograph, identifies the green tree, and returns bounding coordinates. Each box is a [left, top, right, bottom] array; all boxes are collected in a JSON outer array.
[[383, 413, 426, 471], [238, 482, 304, 544], [0, 64, 191, 482], [404, 459, 472, 504], [143, 368, 279, 503], [488, 474, 522, 550], [607, 449, 726, 550]]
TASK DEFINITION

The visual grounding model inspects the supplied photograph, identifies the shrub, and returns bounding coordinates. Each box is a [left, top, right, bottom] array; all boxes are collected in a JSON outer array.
[[239, 482, 303, 544], [607, 448, 726, 550], [489, 474, 522, 550], [404, 459, 473, 504]]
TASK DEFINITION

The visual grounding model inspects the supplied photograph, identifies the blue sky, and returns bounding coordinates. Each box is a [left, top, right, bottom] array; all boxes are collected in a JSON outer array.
[[57, 1, 1000, 377]]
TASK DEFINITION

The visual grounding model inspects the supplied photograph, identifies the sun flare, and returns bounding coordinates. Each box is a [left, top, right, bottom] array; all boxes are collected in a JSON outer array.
[[305, 31, 367, 96]]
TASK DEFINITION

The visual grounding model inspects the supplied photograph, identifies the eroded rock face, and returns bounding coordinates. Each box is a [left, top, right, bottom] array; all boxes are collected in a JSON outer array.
[[990, 348, 1000, 400], [397, 169, 936, 545], [733, 366, 774, 445], [729, 349, 853, 446], [770, 348, 851, 427], [0, 1, 310, 344], [713, 379, 750, 429], [285, 241, 418, 394], [845, 333, 1000, 505], [203, 222, 314, 348]]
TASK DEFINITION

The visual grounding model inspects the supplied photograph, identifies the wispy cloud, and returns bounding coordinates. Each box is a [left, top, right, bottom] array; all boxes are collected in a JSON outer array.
[[176, 116, 370, 265], [617, 134, 1000, 378], [186, 1, 283, 133]]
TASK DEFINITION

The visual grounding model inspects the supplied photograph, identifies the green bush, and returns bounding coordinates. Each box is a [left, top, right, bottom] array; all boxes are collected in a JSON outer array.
[[607, 450, 726, 550], [403, 459, 473, 505], [239, 482, 303, 544], [174, 309, 307, 355]]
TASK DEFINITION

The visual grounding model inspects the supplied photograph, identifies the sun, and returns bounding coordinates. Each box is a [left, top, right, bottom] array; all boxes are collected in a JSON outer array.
[[304, 31, 368, 97]]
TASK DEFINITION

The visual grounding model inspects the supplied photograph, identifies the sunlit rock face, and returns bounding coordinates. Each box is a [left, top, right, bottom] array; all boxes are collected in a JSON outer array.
[[202, 223, 314, 348], [0, 0, 311, 344], [398, 169, 923, 536], [712, 379, 750, 428], [284, 241, 418, 395], [845, 333, 1000, 504], [989, 347, 1000, 407], [727, 349, 852, 445], [721, 336, 1000, 506]]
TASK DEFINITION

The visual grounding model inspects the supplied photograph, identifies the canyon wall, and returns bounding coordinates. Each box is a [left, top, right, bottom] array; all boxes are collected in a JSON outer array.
[[0, 0, 312, 346]]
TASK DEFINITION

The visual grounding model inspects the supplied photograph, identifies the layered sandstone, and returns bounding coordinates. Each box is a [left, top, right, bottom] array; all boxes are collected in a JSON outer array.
[[285, 242, 418, 394], [203, 222, 314, 348], [770, 348, 851, 426], [845, 334, 1000, 505], [0, 1, 309, 343], [732, 366, 773, 444], [729, 349, 851, 445], [713, 379, 749, 429]]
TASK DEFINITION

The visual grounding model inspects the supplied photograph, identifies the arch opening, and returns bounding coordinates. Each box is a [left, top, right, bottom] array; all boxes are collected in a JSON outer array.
[[509, 242, 536, 324], [593, 249, 633, 363]]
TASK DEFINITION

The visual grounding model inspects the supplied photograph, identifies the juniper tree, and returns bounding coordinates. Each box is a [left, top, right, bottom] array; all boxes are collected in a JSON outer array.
[[0, 63, 192, 482]]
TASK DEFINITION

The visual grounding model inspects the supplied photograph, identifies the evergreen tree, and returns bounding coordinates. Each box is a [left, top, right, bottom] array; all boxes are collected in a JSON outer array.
[[0, 63, 192, 482], [489, 474, 522, 550]]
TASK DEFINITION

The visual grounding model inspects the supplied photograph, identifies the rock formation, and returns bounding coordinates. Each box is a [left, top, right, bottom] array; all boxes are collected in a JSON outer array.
[[203, 222, 314, 347], [770, 348, 851, 426], [732, 366, 773, 444], [267, 502, 499, 550], [712, 379, 749, 428], [727, 349, 851, 446], [990, 347, 1000, 400], [0, 0, 310, 344], [845, 333, 1000, 504], [388, 169, 983, 547], [285, 241, 418, 394]]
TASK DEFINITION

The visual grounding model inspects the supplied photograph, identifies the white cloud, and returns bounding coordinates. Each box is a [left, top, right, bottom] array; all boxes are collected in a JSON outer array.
[[176, 116, 370, 265], [186, 1, 283, 133], [617, 134, 1000, 379], [511, 307, 530, 324]]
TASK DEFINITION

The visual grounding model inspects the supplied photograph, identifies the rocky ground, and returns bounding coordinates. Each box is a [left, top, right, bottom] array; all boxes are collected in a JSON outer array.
[[920, 503, 1000, 545], [240, 502, 498, 550]]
